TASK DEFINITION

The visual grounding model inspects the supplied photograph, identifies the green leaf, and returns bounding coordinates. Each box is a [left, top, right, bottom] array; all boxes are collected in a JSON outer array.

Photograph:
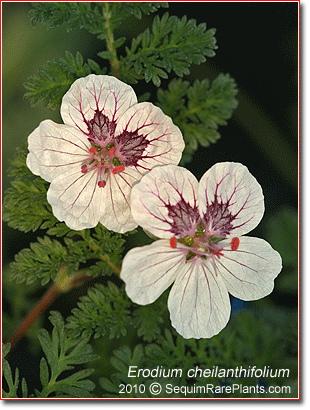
[[133, 302, 166, 342], [66, 283, 132, 340], [99, 377, 119, 394], [2, 343, 11, 358], [29, 2, 104, 35], [119, 3, 168, 20], [120, 12, 217, 85], [37, 312, 99, 398], [3, 145, 60, 233], [157, 75, 238, 163], [39, 357, 49, 388], [38, 329, 59, 376], [2, 344, 28, 398], [23, 50, 103, 109], [24, 58, 74, 109], [9, 236, 68, 286], [29, 2, 168, 42]]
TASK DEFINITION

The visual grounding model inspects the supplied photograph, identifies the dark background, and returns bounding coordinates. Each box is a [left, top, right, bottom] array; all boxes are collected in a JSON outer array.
[[2, 1, 299, 395]]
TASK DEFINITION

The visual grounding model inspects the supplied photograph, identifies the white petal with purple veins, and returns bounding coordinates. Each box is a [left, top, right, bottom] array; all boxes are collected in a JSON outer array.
[[215, 236, 282, 300], [99, 168, 142, 233], [27, 75, 186, 234], [61, 75, 137, 135], [115, 102, 184, 170], [121, 240, 186, 304], [27, 120, 89, 183], [198, 162, 264, 237], [168, 257, 231, 339], [131, 165, 200, 239], [47, 166, 105, 230]]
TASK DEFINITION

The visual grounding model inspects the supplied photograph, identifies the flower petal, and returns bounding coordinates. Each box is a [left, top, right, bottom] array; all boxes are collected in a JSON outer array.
[[120, 240, 186, 304], [47, 165, 105, 230], [198, 162, 264, 237], [168, 257, 231, 339], [61, 74, 137, 135], [27, 120, 89, 183], [215, 236, 282, 300], [99, 167, 142, 233], [130, 165, 200, 239], [115, 102, 184, 170]]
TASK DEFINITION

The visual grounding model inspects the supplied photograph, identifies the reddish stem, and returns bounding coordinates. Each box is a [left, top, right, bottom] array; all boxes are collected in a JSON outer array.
[[7, 273, 90, 350], [7, 283, 59, 349]]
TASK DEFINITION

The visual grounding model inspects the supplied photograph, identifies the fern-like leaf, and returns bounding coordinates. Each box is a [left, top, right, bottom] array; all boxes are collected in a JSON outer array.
[[66, 283, 132, 339], [157, 75, 238, 162], [120, 13, 217, 86]]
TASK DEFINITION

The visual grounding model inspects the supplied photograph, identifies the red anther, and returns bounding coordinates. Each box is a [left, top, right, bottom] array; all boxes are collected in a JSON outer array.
[[89, 147, 97, 154], [170, 237, 177, 248], [81, 165, 88, 174], [108, 146, 115, 156], [98, 180, 106, 188], [230, 237, 240, 251], [112, 165, 125, 174]]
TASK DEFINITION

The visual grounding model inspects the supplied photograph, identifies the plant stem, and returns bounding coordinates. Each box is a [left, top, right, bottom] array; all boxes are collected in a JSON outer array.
[[103, 2, 119, 77], [7, 266, 89, 349], [7, 283, 59, 349]]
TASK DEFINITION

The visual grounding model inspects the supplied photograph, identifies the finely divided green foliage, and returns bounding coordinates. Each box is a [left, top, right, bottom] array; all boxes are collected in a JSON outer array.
[[3, 145, 59, 232], [24, 51, 106, 109], [157, 75, 239, 162], [25, 2, 218, 108], [8, 224, 126, 286], [29, 2, 168, 35], [10, 236, 68, 286], [119, 13, 217, 86], [66, 283, 132, 340], [66, 284, 167, 342], [2, 312, 98, 398], [2, 343, 28, 398]]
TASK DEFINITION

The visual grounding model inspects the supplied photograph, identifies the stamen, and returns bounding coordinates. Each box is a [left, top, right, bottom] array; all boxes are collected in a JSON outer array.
[[184, 235, 194, 247], [98, 180, 106, 188], [108, 146, 115, 156], [230, 237, 240, 251], [112, 165, 125, 174], [81, 164, 88, 174], [89, 147, 97, 154], [113, 157, 122, 166], [170, 237, 177, 248]]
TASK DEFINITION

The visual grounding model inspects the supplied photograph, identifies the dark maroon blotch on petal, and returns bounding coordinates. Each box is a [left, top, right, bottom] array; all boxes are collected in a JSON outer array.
[[204, 198, 235, 237], [116, 130, 149, 167], [166, 198, 201, 237], [87, 110, 116, 142]]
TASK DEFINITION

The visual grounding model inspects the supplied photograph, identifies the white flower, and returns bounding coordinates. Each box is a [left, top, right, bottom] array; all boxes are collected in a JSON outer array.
[[120, 163, 282, 339], [26, 75, 184, 232]]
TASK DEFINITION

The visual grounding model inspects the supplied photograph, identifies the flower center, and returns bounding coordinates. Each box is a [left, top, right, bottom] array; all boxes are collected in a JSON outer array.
[[83, 111, 150, 180], [167, 195, 238, 261], [177, 222, 225, 260], [81, 143, 125, 188]]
